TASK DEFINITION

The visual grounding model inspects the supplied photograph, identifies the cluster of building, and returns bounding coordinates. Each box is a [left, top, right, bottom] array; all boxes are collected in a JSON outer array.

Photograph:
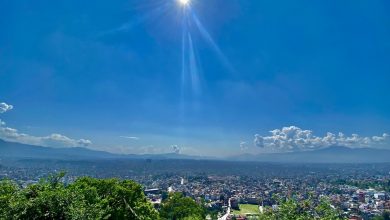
[[1, 160, 389, 219], [142, 174, 390, 219], [333, 186, 390, 219]]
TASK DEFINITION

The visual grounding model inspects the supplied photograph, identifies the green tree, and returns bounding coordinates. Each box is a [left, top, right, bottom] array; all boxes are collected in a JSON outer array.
[[257, 197, 345, 220], [66, 177, 159, 220], [160, 192, 205, 220], [0, 173, 159, 220], [373, 212, 390, 220], [315, 198, 343, 220], [0, 179, 19, 219]]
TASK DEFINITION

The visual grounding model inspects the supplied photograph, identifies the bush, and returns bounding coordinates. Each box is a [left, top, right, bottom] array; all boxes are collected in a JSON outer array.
[[160, 192, 205, 220], [0, 173, 158, 220]]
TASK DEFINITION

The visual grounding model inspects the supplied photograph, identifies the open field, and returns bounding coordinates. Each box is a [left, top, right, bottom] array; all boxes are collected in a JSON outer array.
[[232, 204, 260, 215]]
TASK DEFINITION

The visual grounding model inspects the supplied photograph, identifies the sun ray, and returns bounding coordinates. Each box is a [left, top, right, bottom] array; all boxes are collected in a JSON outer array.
[[191, 10, 235, 74], [99, 3, 170, 37], [181, 13, 189, 103], [188, 33, 201, 96]]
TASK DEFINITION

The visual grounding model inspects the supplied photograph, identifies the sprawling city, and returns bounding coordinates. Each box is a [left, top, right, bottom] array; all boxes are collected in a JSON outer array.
[[1, 158, 389, 219]]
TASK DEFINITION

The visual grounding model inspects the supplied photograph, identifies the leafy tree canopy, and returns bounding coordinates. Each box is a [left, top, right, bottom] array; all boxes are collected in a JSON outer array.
[[160, 192, 205, 220], [0, 173, 158, 220]]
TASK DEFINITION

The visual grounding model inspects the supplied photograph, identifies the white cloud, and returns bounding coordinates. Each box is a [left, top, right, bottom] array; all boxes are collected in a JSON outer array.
[[171, 145, 181, 154], [120, 136, 140, 140], [253, 126, 389, 152], [0, 122, 92, 148], [240, 141, 248, 151], [254, 134, 264, 148], [39, 134, 92, 147], [0, 102, 92, 148], [0, 103, 13, 113], [372, 133, 389, 142]]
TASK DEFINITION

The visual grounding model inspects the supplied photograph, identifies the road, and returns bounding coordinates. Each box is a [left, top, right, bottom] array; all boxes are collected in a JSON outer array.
[[218, 198, 231, 220]]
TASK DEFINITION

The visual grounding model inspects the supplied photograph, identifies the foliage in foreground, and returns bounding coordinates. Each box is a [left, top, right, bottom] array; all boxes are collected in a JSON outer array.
[[256, 196, 346, 220], [0, 173, 158, 220], [372, 211, 390, 220], [160, 192, 206, 220]]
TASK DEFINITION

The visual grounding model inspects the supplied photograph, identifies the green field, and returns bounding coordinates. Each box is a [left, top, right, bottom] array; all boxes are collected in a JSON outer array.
[[232, 204, 260, 215]]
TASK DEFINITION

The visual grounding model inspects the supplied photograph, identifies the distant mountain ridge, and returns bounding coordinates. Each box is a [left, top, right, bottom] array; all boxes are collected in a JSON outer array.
[[0, 139, 208, 161], [1, 139, 389, 163], [0, 139, 119, 160]]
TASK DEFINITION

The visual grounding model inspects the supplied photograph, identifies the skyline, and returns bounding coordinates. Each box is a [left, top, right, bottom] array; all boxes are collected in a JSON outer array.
[[1, 0, 390, 156]]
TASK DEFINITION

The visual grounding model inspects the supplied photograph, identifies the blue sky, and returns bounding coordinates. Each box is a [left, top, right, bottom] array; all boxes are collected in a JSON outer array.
[[0, 0, 389, 156]]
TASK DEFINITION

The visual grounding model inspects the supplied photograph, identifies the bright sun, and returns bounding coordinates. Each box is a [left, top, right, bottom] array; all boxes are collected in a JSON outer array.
[[178, 0, 190, 6]]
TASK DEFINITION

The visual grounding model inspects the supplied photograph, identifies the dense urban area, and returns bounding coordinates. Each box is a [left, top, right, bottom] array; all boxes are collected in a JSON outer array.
[[1, 159, 389, 219]]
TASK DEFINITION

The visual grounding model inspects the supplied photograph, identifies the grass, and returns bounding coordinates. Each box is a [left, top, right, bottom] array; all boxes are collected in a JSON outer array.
[[231, 204, 260, 215]]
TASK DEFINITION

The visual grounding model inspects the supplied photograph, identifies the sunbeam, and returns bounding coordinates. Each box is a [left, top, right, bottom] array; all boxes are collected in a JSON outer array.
[[180, 2, 202, 98], [181, 19, 187, 95], [191, 10, 235, 74], [99, 2, 170, 37], [179, 4, 189, 122], [188, 33, 201, 95]]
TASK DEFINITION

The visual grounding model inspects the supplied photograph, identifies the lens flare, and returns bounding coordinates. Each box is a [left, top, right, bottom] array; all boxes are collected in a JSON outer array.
[[178, 0, 190, 6]]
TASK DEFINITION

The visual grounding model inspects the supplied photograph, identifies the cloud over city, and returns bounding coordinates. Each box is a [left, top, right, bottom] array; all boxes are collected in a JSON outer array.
[[253, 126, 389, 152], [0, 102, 92, 148], [120, 136, 140, 140], [0, 102, 13, 113], [171, 145, 181, 154], [240, 141, 248, 151]]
